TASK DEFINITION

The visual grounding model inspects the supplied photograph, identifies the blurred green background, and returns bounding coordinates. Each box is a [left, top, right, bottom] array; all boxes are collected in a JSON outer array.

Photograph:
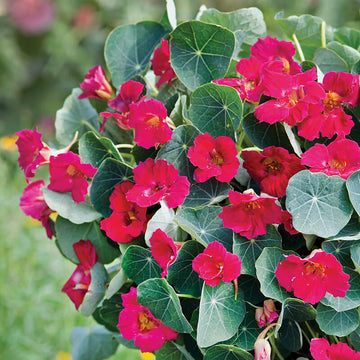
[[1, 0, 359, 359]]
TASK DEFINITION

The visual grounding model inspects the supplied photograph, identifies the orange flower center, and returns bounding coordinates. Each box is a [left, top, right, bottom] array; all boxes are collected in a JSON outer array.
[[138, 312, 157, 332], [262, 157, 282, 173], [210, 149, 224, 166], [66, 164, 80, 177], [280, 57, 290, 74], [328, 158, 347, 172], [287, 86, 305, 108], [245, 200, 261, 210], [303, 261, 326, 278], [127, 210, 137, 221], [146, 115, 161, 128], [324, 91, 342, 111]]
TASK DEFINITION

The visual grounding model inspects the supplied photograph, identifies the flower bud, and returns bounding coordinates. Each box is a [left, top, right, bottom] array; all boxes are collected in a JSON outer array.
[[255, 307, 266, 328], [254, 338, 271, 360], [263, 299, 279, 324]]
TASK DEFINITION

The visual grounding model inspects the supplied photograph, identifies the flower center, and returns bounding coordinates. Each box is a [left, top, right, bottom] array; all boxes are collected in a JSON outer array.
[[280, 57, 290, 74], [145, 115, 161, 127], [303, 261, 326, 278], [66, 164, 80, 177], [324, 91, 342, 111], [138, 312, 157, 332], [245, 200, 261, 210], [210, 149, 224, 166], [127, 210, 137, 221], [328, 158, 347, 172], [286, 86, 305, 108], [262, 157, 282, 173]]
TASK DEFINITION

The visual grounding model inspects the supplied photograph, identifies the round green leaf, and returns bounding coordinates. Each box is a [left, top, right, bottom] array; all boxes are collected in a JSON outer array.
[[70, 325, 119, 360], [80, 263, 108, 316], [255, 247, 294, 302], [238, 275, 265, 305], [279, 298, 317, 323], [170, 21, 235, 91], [175, 206, 233, 251], [137, 278, 192, 333], [204, 345, 253, 360], [156, 341, 195, 360], [197, 282, 245, 348], [198, 7, 266, 59], [42, 188, 101, 224], [286, 170, 353, 238], [351, 244, 360, 267], [316, 302, 359, 336], [233, 225, 281, 276], [90, 158, 133, 217], [334, 27, 360, 50], [350, 326, 360, 351], [321, 267, 360, 311], [157, 125, 200, 179], [79, 132, 122, 168], [278, 319, 302, 352], [322, 239, 358, 267], [347, 170, 360, 216], [167, 240, 205, 298], [327, 41, 360, 71], [189, 83, 242, 140], [242, 112, 292, 151], [97, 290, 124, 332], [313, 47, 349, 74], [182, 178, 230, 208], [122, 245, 162, 284], [105, 21, 169, 87], [55, 88, 99, 147], [55, 216, 120, 265], [234, 311, 262, 351]]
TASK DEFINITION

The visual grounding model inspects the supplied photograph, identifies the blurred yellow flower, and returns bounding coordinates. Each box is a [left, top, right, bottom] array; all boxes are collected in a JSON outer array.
[[141, 352, 156, 360], [56, 351, 72, 360], [0, 134, 18, 151]]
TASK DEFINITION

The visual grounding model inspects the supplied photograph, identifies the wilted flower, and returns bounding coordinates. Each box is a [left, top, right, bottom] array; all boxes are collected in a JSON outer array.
[[275, 249, 350, 304], [192, 241, 242, 286], [118, 287, 178, 352]]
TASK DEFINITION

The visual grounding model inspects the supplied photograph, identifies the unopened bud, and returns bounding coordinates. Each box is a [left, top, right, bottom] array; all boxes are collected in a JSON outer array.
[[254, 338, 271, 360]]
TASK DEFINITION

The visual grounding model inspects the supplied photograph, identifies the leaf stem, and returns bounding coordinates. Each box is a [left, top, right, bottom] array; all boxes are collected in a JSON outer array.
[[115, 144, 134, 149], [81, 120, 101, 136], [283, 123, 302, 157], [304, 320, 318, 339], [321, 21, 326, 48], [177, 293, 199, 299], [292, 34, 305, 62], [269, 334, 285, 360], [143, 75, 159, 97]]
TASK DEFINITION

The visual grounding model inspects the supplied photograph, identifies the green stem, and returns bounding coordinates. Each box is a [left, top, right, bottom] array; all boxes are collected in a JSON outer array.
[[269, 335, 285, 360], [292, 33, 305, 62], [177, 294, 199, 299], [301, 326, 312, 345], [304, 321, 318, 339], [283, 123, 302, 157], [143, 75, 159, 97], [115, 144, 134, 149], [321, 21, 326, 48], [236, 128, 247, 152], [81, 120, 101, 136]]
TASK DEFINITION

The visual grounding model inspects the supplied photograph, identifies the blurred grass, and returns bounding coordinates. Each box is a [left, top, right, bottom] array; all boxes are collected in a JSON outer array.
[[0, 150, 140, 360]]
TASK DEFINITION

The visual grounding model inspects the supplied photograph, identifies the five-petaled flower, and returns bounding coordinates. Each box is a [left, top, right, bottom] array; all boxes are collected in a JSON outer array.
[[61, 240, 98, 310], [242, 146, 305, 198], [310, 338, 360, 360], [78, 65, 114, 101], [48, 152, 97, 203], [100, 181, 148, 243], [19, 179, 55, 239], [128, 98, 173, 149], [192, 241, 242, 287], [219, 189, 282, 240], [126, 158, 190, 208], [301, 136, 360, 179], [275, 249, 350, 304], [188, 132, 240, 183], [149, 229, 180, 277], [151, 39, 177, 88], [117, 287, 178, 353]]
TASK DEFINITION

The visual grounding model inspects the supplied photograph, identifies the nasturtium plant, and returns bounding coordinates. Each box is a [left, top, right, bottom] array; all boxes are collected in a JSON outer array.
[[15, 0, 360, 359]]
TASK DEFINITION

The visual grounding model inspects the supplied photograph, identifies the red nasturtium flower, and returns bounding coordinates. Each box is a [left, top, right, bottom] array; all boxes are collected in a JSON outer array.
[[62, 240, 98, 310], [78, 65, 114, 101], [126, 158, 190, 208], [149, 229, 180, 277], [310, 338, 360, 360], [48, 152, 97, 203], [301, 137, 360, 179], [188, 132, 240, 183], [255, 68, 325, 126], [281, 210, 299, 235], [100, 181, 148, 243], [118, 287, 178, 353], [298, 71, 359, 140], [219, 189, 282, 240], [100, 80, 144, 131], [128, 99, 173, 149], [19, 179, 55, 239], [16, 127, 51, 180], [192, 241, 242, 287], [242, 146, 305, 198], [151, 39, 177, 88], [275, 249, 350, 304]]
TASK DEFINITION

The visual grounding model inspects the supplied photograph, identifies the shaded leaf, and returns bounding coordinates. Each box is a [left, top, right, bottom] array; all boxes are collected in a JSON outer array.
[[322, 239, 359, 268], [234, 311, 262, 351], [204, 345, 253, 360], [313, 47, 349, 74], [156, 341, 195, 360]]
